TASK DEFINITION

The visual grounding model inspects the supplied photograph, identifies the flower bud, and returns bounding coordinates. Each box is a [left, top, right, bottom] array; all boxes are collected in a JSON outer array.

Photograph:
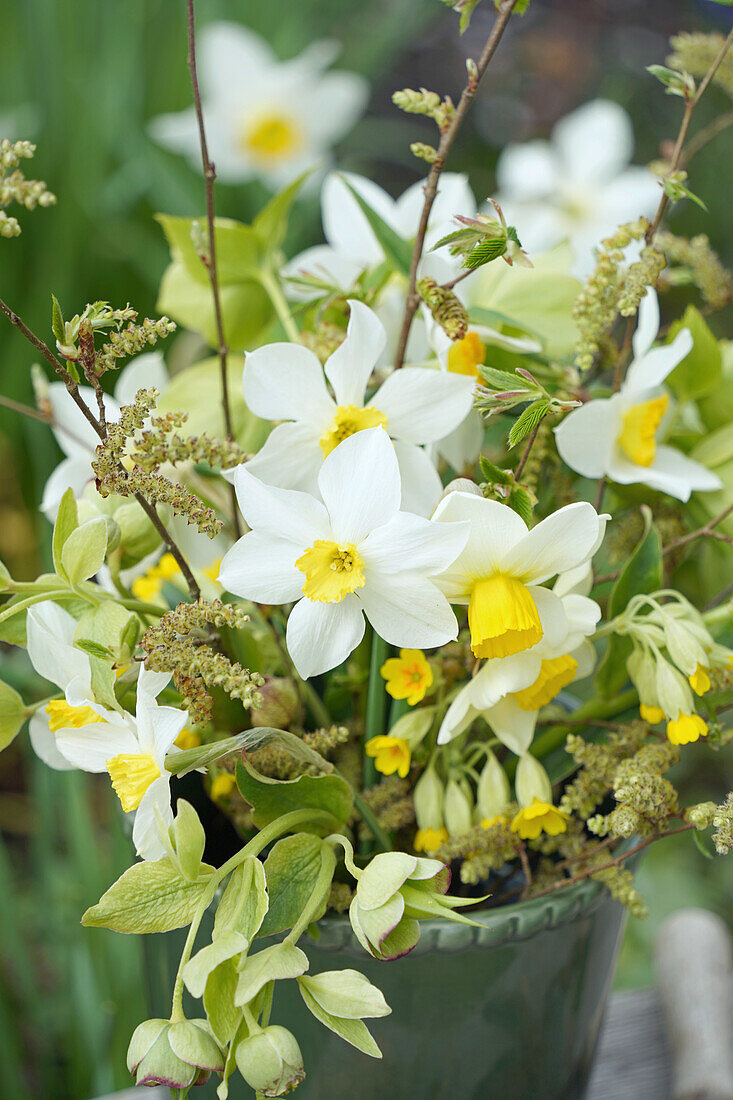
[[515, 754, 552, 808], [127, 1018, 223, 1089], [251, 677, 301, 729], [662, 617, 707, 676], [686, 801, 717, 830], [443, 777, 473, 836], [78, 484, 162, 568], [235, 1025, 305, 1097], [476, 749, 510, 821], [413, 766, 444, 831], [656, 659, 694, 720], [627, 646, 659, 708]]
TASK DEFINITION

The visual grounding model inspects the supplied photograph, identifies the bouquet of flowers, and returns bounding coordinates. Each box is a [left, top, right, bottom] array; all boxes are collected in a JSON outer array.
[[1, 1, 732, 1096]]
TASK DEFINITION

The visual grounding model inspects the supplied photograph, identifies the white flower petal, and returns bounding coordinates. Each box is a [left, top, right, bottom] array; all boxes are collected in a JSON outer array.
[[359, 510, 469, 574], [631, 286, 660, 361], [199, 22, 276, 100], [553, 562, 593, 599], [496, 140, 558, 202], [56, 717, 139, 772], [322, 172, 396, 264], [47, 383, 119, 458], [149, 705, 189, 763], [357, 573, 458, 649], [436, 413, 484, 472], [318, 427, 400, 543], [572, 640, 597, 680], [286, 595, 365, 678], [432, 493, 529, 592], [40, 456, 96, 522], [219, 531, 305, 603], [609, 444, 722, 501], [554, 397, 621, 479], [243, 422, 324, 495], [468, 652, 543, 710], [554, 99, 633, 184], [132, 775, 172, 861], [232, 466, 330, 544], [531, 586, 571, 652], [243, 342, 335, 424], [148, 107, 199, 159], [437, 690, 481, 745], [324, 300, 386, 407], [508, 503, 603, 583], [28, 712, 76, 771], [283, 245, 365, 301], [26, 603, 92, 701], [392, 440, 444, 518], [624, 328, 694, 395], [397, 172, 476, 250], [114, 352, 169, 406], [371, 367, 474, 444], [485, 696, 538, 756], [600, 168, 660, 227], [304, 72, 369, 144]]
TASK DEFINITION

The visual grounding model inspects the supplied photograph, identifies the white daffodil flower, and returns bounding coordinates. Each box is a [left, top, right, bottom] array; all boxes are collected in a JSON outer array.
[[149, 24, 367, 189], [554, 289, 722, 502], [495, 100, 660, 277], [40, 351, 169, 521], [26, 601, 186, 859], [432, 492, 607, 662], [437, 575, 601, 746], [219, 427, 469, 680], [240, 300, 475, 516]]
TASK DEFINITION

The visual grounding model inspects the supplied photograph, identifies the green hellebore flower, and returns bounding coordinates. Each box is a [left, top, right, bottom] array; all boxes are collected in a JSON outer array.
[[127, 1018, 224, 1089], [235, 1024, 305, 1097]]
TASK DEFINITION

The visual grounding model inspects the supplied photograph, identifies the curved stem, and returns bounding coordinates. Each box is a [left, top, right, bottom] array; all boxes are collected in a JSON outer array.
[[260, 269, 300, 343]]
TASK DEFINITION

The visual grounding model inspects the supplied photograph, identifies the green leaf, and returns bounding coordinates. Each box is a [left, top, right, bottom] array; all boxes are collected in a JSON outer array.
[[156, 214, 264, 285], [298, 983, 382, 1058], [214, 857, 269, 942], [52, 488, 79, 580], [204, 959, 241, 1045], [235, 941, 309, 1007], [666, 306, 722, 402], [236, 758, 353, 833], [157, 261, 273, 351], [81, 857, 214, 933], [508, 486, 535, 525], [507, 400, 549, 448], [61, 518, 108, 584], [182, 930, 249, 999], [51, 294, 65, 345], [298, 970, 390, 1020], [464, 236, 507, 269], [692, 828, 715, 859], [172, 800, 207, 882], [341, 180, 414, 276], [157, 355, 270, 450], [479, 456, 514, 486], [253, 171, 311, 255], [595, 507, 662, 699], [258, 834, 335, 938], [0, 680, 28, 750], [478, 365, 535, 392]]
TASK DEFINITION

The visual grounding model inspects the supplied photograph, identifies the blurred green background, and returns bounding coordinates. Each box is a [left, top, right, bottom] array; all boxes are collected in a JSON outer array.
[[1, 0, 732, 1096]]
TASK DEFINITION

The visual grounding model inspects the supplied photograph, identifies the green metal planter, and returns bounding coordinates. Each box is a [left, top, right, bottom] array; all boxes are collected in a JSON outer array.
[[222, 873, 627, 1100]]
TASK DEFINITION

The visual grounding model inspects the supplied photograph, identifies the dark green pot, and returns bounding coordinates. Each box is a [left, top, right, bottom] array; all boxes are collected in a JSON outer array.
[[269, 875, 626, 1100]]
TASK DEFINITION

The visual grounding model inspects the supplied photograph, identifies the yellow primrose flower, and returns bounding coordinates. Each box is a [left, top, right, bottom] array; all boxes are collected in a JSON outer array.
[[175, 728, 201, 751], [210, 773, 237, 802], [640, 703, 665, 724], [381, 649, 434, 706], [480, 815, 508, 829], [131, 553, 181, 603], [666, 713, 708, 746], [365, 735, 411, 778], [511, 798, 568, 840], [414, 826, 449, 853], [688, 664, 711, 696]]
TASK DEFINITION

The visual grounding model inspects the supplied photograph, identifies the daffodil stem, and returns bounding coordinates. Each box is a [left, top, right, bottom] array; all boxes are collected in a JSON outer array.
[[169, 808, 333, 1021], [260, 269, 300, 344], [363, 631, 389, 789]]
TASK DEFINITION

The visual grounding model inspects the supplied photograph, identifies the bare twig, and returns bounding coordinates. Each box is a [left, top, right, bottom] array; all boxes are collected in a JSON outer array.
[[393, 0, 520, 369], [514, 422, 540, 481], [185, 0, 242, 539], [663, 502, 733, 557]]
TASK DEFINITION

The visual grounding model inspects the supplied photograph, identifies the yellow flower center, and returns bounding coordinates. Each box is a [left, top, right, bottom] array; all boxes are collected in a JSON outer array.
[[295, 539, 365, 603], [365, 735, 411, 778], [617, 395, 669, 467], [511, 654, 579, 712], [45, 700, 102, 733], [666, 713, 708, 746], [318, 405, 388, 458], [381, 649, 433, 706], [640, 703, 665, 724], [240, 111, 303, 162], [106, 753, 160, 813], [175, 728, 201, 750], [468, 574, 543, 659], [447, 331, 486, 378], [688, 664, 711, 696], [510, 798, 568, 840], [414, 826, 449, 853]]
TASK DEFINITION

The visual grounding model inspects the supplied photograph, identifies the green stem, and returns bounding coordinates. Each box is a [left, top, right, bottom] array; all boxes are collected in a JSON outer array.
[[349, 787, 393, 852], [268, 612, 332, 728], [260, 269, 300, 343], [518, 688, 639, 772], [118, 596, 167, 617], [169, 808, 333, 1021], [363, 630, 389, 788], [703, 599, 733, 631]]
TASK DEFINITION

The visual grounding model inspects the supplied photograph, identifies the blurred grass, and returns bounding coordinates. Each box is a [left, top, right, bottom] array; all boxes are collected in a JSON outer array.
[[1, 0, 732, 1095]]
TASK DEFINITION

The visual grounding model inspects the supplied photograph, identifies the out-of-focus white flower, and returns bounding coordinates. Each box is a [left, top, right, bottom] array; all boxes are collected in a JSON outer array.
[[495, 100, 659, 277], [40, 352, 169, 521], [555, 289, 722, 501], [149, 24, 368, 189], [219, 427, 469, 679], [239, 300, 474, 516]]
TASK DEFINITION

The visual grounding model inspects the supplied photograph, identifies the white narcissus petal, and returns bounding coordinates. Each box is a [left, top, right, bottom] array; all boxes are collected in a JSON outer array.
[[496, 140, 558, 203], [243, 343, 335, 424], [560, 593, 602, 643], [305, 72, 369, 145], [371, 368, 474, 444], [485, 696, 538, 756], [198, 23, 276, 101], [436, 414, 484, 473], [148, 705, 188, 763], [220, 532, 304, 604], [530, 587, 570, 651], [553, 562, 593, 599], [392, 440, 444, 519], [632, 286, 660, 361], [28, 712, 76, 771], [148, 107, 200, 160], [359, 511, 469, 575], [40, 456, 96, 522], [318, 428, 400, 544], [114, 352, 169, 406], [623, 328, 694, 396], [572, 640, 597, 681], [322, 173, 396, 265], [133, 776, 172, 861], [323, 300, 386, 407], [26, 603, 92, 702], [357, 573, 458, 650], [282, 245, 365, 301], [600, 169, 660, 229], [554, 397, 620, 479], [47, 383, 117, 458], [466, 653, 543, 711], [55, 718, 139, 773], [437, 690, 480, 745], [286, 595, 365, 679], [507, 502, 604, 583], [432, 493, 529, 590], [553, 100, 633, 185], [243, 422, 324, 495], [397, 172, 476, 250], [608, 445, 722, 502], [233, 467, 330, 544]]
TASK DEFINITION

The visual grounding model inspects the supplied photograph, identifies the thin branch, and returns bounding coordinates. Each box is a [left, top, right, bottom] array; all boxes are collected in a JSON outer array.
[[393, 0, 520, 369], [663, 502, 733, 556], [440, 268, 474, 293], [680, 108, 733, 167], [514, 421, 540, 481], [185, 0, 242, 540]]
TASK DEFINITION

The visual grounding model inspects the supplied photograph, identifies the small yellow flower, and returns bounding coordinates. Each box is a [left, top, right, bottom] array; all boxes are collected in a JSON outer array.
[[688, 664, 711, 696], [511, 798, 568, 840], [131, 553, 182, 602], [175, 728, 201, 751], [210, 772, 237, 802], [365, 735, 411, 778], [414, 826, 449, 852], [380, 649, 434, 706], [666, 713, 708, 746], [640, 703, 665, 724]]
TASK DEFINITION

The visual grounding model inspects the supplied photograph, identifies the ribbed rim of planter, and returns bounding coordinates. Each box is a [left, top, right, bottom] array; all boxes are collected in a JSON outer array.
[[314, 873, 613, 956]]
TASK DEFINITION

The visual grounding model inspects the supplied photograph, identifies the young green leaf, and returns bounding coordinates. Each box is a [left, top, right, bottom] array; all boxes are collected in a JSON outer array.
[[0, 680, 28, 750], [61, 518, 108, 584], [341, 180, 414, 276], [82, 858, 214, 934], [214, 857, 269, 942], [257, 834, 335, 938], [52, 488, 79, 580], [507, 400, 549, 448]]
